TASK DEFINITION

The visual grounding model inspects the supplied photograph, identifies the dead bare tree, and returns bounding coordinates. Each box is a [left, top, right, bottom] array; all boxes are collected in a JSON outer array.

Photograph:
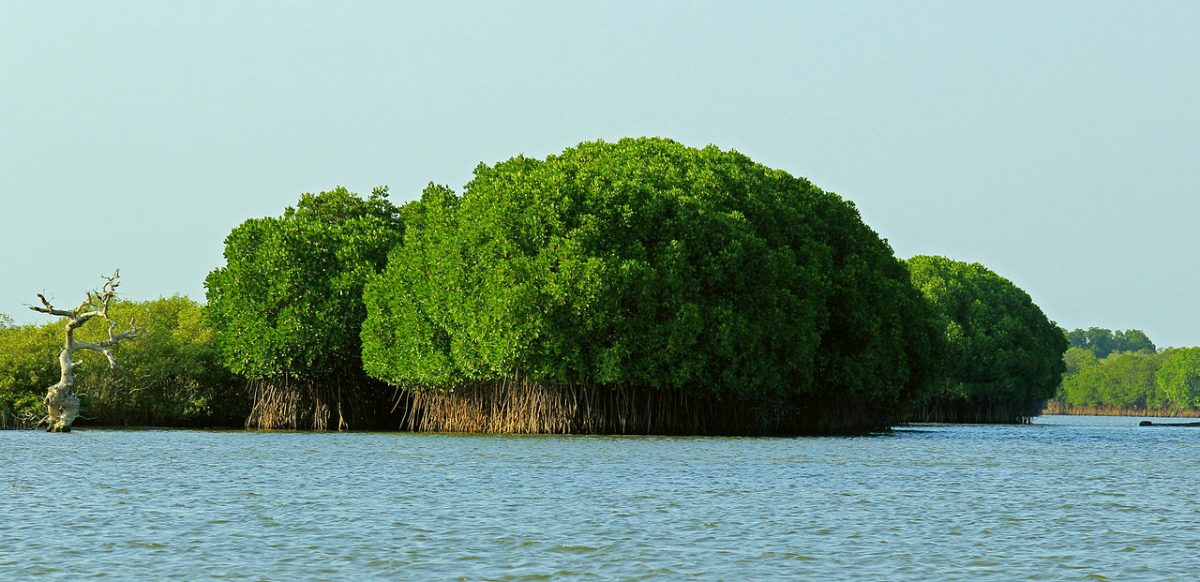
[[30, 271, 139, 432]]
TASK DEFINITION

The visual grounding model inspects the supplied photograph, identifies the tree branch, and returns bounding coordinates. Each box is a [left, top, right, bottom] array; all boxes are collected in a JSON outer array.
[[30, 293, 75, 318], [31, 270, 140, 431]]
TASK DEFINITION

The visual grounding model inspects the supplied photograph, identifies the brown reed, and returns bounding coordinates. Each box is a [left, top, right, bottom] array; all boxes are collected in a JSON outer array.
[[1041, 401, 1200, 418]]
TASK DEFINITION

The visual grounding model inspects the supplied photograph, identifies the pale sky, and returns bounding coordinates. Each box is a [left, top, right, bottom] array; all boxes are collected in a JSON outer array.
[[2, 2, 1197, 346]]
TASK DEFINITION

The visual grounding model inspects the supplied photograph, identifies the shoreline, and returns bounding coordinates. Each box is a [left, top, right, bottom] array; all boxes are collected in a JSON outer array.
[[1041, 403, 1200, 418]]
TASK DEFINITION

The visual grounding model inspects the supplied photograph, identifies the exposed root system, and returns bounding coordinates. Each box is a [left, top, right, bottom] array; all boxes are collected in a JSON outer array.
[[398, 376, 894, 435], [909, 398, 1045, 424], [245, 375, 399, 430]]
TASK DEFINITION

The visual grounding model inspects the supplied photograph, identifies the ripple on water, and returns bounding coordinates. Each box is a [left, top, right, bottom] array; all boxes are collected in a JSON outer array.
[[2, 416, 1200, 579]]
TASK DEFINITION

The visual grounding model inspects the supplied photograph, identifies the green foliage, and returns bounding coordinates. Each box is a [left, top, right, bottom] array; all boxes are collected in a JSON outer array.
[[1155, 348, 1200, 408], [0, 321, 61, 425], [0, 297, 242, 426], [364, 138, 937, 414], [1060, 346, 1200, 411], [1061, 351, 1164, 409], [907, 255, 1068, 416], [1066, 327, 1155, 358], [205, 186, 404, 382], [75, 297, 245, 425], [1063, 347, 1098, 376]]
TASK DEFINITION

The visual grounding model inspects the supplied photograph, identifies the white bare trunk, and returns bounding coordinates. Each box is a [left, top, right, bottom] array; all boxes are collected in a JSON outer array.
[[30, 272, 139, 432], [44, 382, 80, 433]]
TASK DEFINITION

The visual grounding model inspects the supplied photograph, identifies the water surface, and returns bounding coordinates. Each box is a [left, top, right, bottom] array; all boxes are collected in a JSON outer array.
[[3, 415, 1198, 579]]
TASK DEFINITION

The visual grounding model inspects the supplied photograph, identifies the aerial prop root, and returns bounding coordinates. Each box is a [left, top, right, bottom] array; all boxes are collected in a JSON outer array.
[[397, 378, 882, 435]]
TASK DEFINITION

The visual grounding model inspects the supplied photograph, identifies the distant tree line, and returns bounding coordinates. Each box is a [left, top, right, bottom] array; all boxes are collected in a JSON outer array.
[[3, 138, 1074, 432], [1066, 328, 1155, 359], [1049, 328, 1200, 415]]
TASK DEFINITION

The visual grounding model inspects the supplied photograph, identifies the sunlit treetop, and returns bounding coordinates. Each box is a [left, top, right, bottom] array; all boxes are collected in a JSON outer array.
[[206, 187, 405, 380], [363, 138, 938, 411]]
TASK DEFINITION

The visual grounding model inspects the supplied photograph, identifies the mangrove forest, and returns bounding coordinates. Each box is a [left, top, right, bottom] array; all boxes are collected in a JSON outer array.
[[1, 137, 1094, 434], [1047, 328, 1200, 417]]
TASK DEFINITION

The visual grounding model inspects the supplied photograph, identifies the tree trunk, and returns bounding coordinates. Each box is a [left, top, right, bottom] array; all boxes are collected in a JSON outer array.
[[30, 272, 139, 432], [44, 384, 80, 433]]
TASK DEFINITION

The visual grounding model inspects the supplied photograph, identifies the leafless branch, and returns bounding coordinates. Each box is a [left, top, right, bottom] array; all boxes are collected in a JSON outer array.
[[30, 270, 138, 431]]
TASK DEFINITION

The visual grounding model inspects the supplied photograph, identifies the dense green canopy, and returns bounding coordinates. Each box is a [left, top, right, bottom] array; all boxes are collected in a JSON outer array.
[[203, 187, 407, 429], [1155, 348, 1200, 408], [1061, 350, 1162, 409], [0, 316, 59, 426], [205, 187, 404, 381], [1056, 345, 1200, 411], [907, 255, 1067, 421], [1063, 346, 1098, 376], [363, 138, 937, 423]]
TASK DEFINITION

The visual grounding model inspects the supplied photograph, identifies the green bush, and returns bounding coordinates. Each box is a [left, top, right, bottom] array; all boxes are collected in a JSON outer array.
[[908, 255, 1068, 422], [0, 318, 61, 427], [363, 138, 938, 432], [1061, 351, 1163, 409], [204, 187, 407, 429], [1058, 347, 1200, 411], [1155, 348, 1200, 408]]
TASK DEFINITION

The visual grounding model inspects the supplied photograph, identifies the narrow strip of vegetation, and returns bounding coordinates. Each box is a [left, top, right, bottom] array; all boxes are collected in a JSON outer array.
[[0, 296, 244, 429]]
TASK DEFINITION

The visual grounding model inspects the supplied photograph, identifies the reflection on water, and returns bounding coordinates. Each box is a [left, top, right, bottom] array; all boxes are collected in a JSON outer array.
[[2, 415, 1198, 579]]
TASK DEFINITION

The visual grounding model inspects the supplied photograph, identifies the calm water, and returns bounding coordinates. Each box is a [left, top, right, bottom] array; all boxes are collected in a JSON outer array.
[[3, 415, 1199, 580]]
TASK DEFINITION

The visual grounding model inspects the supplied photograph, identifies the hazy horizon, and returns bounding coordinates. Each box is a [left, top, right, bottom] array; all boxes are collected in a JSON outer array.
[[3, 1, 1197, 346]]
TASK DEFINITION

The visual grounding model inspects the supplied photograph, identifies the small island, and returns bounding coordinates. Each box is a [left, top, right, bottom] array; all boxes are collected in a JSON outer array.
[[8, 139, 1197, 434]]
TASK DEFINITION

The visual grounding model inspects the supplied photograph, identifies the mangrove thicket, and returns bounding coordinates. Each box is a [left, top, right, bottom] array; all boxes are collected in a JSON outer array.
[[906, 255, 1068, 423], [1050, 333, 1200, 416], [360, 138, 940, 434], [204, 187, 405, 429], [6, 137, 1081, 434]]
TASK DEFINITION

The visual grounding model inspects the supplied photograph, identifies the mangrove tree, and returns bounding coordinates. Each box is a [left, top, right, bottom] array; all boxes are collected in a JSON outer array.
[[907, 255, 1067, 423], [205, 187, 405, 429], [362, 138, 939, 434]]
